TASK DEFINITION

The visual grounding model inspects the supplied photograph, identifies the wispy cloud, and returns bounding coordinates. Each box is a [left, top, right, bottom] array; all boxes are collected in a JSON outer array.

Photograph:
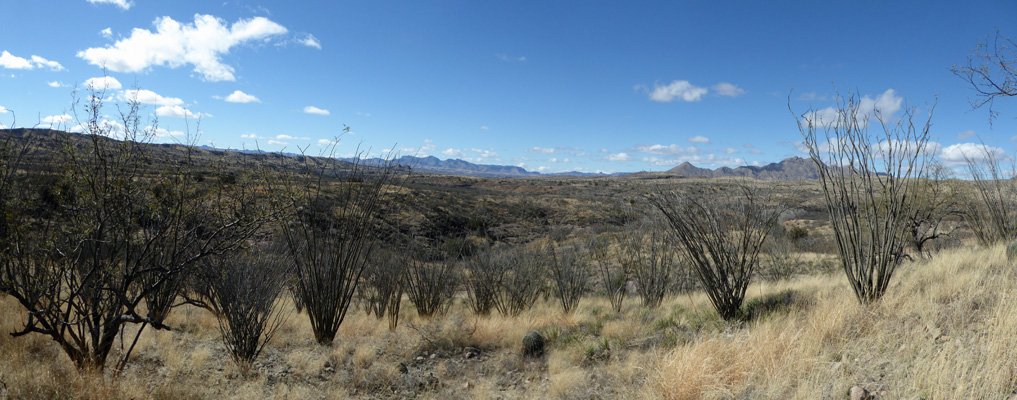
[[303, 106, 330, 115], [299, 34, 321, 49], [712, 82, 745, 97], [525, 147, 556, 154], [688, 136, 710, 144], [87, 0, 133, 10], [646, 80, 708, 102]]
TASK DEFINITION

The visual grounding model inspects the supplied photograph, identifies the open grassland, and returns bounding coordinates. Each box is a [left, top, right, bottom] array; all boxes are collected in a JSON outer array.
[[2, 244, 1015, 399]]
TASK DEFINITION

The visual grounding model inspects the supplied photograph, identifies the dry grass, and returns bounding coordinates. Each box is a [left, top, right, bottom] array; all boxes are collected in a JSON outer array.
[[2, 245, 1016, 399]]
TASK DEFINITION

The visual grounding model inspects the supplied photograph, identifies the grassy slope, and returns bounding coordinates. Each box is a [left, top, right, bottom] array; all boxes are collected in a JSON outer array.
[[2, 244, 1015, 399]]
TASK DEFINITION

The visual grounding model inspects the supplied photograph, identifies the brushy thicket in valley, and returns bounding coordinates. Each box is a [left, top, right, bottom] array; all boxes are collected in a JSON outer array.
[[2, 32, 1017, 399]]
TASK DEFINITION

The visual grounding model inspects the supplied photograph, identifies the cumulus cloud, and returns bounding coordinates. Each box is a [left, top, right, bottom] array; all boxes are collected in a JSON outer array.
[[0, 106, 8, 113], [153, 127, 185, 137], [605, 152, 632, 162], [224, 90, 260, 103], [87, 0, 133, 10], [526, 147, 556, 154], [688, 136, 710, 144], [77, 14, 288, 81], [0, 51, 64, 70], [42, 114, 73, 126], [101, 28, 113, 38], [712, 82, 745, 97], [800, 89, 903, 128], [299, 34, 321, 49], [48, 81, 63, 88], [241, 133, 265, 139], [84, 76, 122, 90], [648, 80, 708, 102], [443, 148, 466, 158], [317, 138, 336, 145], [122, 89, 184, 106], [303, 106, 330, 115], [155, 105, 204, 119], [267, 139, 287, 146], [939, 143, 1006, 167]]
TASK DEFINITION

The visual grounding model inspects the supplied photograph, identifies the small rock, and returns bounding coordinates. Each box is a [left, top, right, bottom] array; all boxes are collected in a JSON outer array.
[[463, 381, 472, 390], [849, 386, 871, 400], [398, 363, 408, 374], [429, 353, 437, 359], [416, 356, 425, 361], [324, 360, 332, 369], [323, 367, 334, 373], [522, 330, 545, 357], [465, 347, 480, 359]]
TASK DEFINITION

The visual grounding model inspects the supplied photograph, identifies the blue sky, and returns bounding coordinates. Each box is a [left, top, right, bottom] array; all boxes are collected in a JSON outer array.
[[1, 0, 1015, 174]]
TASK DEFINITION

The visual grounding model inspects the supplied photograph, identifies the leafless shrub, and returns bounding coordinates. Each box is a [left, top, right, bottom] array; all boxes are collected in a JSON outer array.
[[462, 247, 507, 316], [0, 84, 265, 371], [495, 245, 545, 316], [619, 220, 680, 308], [278, 134, 397, 345], [588, 231, 627, 313], [760, 233, 803, 282], [794, 92, 933, 305], [961, 148, 1017, 246], [649, 184, 788, 320], [547, 242, 589, 314], [359, 248, 406, 325], [193, 247, 289, 368], [405, 248, 459, 318], [905, 162, 962, 257]]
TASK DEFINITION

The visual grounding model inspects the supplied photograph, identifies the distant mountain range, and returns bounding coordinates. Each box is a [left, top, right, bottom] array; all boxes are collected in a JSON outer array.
[[1, 128, 821, 180], [663, 156, 820, 181]]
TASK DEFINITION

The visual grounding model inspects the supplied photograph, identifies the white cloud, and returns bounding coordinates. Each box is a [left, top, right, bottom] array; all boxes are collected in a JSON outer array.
[[47, 81, 64, 88], [496, 54, 526, 62], [267, 139, 288, 146], [77, 14, 288, 82], [100, 28, 113, 38], [939, 143, 1006, 167], [153, 127, 185, 137], [526, 147, 556, 154], [304, 106, 330, 115], [0, 51, 32, 69], [30, 56, 64, 71], [317, 138, 337, 145], [471, 148, 499, 159], [480, 126, 490, 130], [632, 144, 698, 156], [648, 80, 708, 103], [224, 90, 260, 103], [443, 148, 466, 158], [688, 136, 710, 144], [42, 114, 73, 125], [84, 76, 122, 90], [0, 106, 7, 113], [242, 133, 265, 139], [155, 105, 203, 119], [724, 147, 739, 154], [605, 152, 632, 162], [797, 92, 828, 101], [801, 89, 904, 128], [299, 34, 321, 49], [87, 0, 133, 10], [276, 134, 309, 140], [122, 89, 184, 106], [0, 51, 64, 71], [712, 82, 745, 97]]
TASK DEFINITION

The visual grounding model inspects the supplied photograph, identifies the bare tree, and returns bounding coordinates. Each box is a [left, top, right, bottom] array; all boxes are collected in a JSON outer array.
[[278, 136, 397, 345], [905, 162, 962, 256], [650, 184, 787, 320], [546, 242, 589, 314], [951, 29, 1016, 125], [0, 85, 265, 371], [794, 93, 933, 305]]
